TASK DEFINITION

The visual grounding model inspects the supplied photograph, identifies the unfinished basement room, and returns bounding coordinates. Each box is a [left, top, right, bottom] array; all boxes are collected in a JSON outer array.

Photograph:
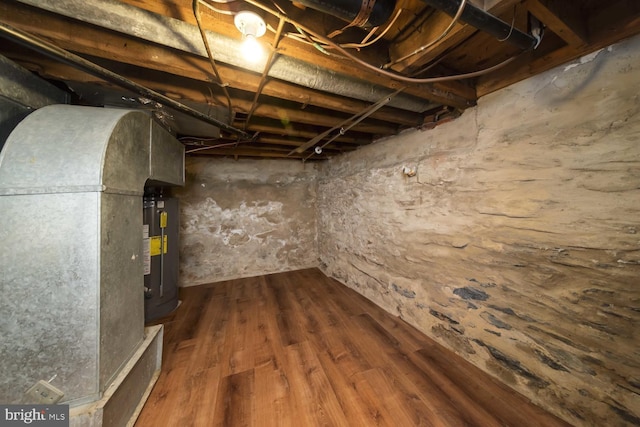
[[0, 0, 638, 426]]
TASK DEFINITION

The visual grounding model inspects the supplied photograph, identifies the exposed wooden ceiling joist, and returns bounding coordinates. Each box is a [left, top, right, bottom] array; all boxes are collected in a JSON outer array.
[[525, 0, 588, 47], [477, 0, 640, 96], [0, 0, 638, 160]]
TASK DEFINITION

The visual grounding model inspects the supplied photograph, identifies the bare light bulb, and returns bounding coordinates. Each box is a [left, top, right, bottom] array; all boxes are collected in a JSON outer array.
[[235, 11, 266, 63], [241, 35, 263, 62]]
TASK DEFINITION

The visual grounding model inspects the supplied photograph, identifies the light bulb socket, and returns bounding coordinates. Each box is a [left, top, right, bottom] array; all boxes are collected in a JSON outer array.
[[234, 11, 266, 39]]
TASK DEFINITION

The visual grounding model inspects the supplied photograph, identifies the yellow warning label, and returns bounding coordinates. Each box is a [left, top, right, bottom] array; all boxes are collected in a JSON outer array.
[[160, 211, 168, 228], [149, 235, 168, 256]]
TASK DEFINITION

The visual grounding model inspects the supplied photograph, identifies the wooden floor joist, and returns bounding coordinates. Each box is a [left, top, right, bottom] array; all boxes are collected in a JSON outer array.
[[135, 268, 570, 427]]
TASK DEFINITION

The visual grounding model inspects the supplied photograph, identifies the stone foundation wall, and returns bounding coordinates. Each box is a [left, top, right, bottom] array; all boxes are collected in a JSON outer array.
[[317, 35, 640, 426], [174, 157, 319, 286]]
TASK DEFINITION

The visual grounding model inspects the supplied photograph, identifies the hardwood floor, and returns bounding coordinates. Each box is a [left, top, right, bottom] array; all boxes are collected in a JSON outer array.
[[136, 268, 570, 427]]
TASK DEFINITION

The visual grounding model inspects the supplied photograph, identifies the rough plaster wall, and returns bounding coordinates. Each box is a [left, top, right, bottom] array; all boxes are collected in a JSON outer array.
[[175, 157, 319, 286], [317, 35, 640, 426]]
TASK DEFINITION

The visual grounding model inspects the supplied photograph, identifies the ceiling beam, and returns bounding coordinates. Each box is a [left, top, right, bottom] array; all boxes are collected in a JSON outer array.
[[120, 0, 390, 67], [10, 0, 475, 109], [389, 0, 523, 74], [439, 5, 527, 72], [526, 0, 588, 47], [389, 9, 467, 73], [5, 49, 399, 137], [189, 147, 328, 160], [254, 135, 361, 149], [477, 0, 640, 96], [0, 2, 442, 125]]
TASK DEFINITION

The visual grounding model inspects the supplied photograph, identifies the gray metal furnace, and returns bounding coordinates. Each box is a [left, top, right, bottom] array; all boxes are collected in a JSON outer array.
[[143, 189, 180, 322], [0, 105, 184, 424]]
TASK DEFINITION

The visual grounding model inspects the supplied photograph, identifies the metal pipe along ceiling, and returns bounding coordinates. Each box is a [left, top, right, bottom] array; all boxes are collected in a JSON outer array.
[[297, 0, 536, 50], [419, 0, 536, 50]]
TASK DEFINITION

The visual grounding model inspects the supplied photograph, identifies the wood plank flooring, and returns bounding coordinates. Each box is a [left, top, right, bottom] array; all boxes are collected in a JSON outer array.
[[136, 268, 571, 427]]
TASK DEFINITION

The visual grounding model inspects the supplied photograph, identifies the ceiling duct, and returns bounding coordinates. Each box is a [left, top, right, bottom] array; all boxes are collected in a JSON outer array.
[[293, 0, 397, 28]]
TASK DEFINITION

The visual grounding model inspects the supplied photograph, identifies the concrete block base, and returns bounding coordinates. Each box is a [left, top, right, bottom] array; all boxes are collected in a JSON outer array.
[[70, 325, 163, 427]]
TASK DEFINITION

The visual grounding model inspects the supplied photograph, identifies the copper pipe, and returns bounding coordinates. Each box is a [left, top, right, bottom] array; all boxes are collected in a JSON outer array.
[[245, 17, 286, 127], [193, 0, 234, 124]]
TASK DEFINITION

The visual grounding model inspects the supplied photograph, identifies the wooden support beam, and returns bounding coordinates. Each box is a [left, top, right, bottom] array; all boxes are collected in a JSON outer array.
[[389, 9, 468, 73], [8, 0, 475, 108], [257, 135, 363, 149], [0, 2, 433, 126], [389, 0, 523, 75], [526, 0, 588, 47], [117, 0, 476, 108], [239, 119, 371, 143], [5, 48, 398, 136], [189, 147, 329, 160], [477, 0, 640, 96], [440, 5, 528, 71]]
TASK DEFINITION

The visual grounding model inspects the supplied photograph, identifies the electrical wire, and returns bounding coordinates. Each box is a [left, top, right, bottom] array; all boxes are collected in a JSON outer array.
[[408, 54, 444, 77], [340, 9, 403, 49], [497, 5, 516, 42], [184, 130, 260, 153], [303, 93, 395, 161], [243, 0, 523, 84], [245, 17, 286, 127], [199, 0, 236, 16], [193, 0, 234, 123], [383, 0, 466, 69], [179, 136, 219, 143], [359, 26, 379, 44], [284, 8, 403, 52], [185, 141, 243, 153], [292, 87, 405, 156], [0, 20, 249, 137], [293, 25, 332, 55]]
